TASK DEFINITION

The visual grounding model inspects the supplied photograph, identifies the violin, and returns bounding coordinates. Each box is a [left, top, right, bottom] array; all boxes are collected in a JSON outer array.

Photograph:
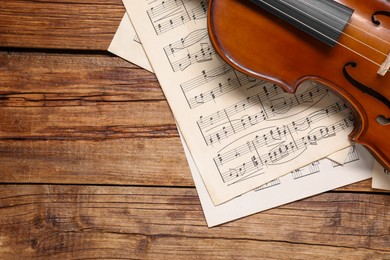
[[208, 0, 390, 171]]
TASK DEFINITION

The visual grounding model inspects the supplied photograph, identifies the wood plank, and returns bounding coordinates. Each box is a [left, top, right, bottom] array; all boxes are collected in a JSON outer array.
[[0, 101, 177, 139], [0, 51, 190, 186], [0, 185, 388, 259], [0, 138, 192, 186], [0, 51, 175, 139], [0, 52, 164, 102], [0, 0, 124, 50]]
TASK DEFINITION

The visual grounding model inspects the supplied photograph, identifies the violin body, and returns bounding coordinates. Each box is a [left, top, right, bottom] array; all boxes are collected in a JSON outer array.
[[208, 0, 390, 170]]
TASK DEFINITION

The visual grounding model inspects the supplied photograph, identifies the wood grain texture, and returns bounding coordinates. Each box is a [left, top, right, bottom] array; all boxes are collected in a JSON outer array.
[[0, 2, 389, 258], [0, 51, 193, 186], [0, 185, 389, 259], [0, 52, 163, 102], [0, 138, 191, 186], [0, 0, 124, 50]]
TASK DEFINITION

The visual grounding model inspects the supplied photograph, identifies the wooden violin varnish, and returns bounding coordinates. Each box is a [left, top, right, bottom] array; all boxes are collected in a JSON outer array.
[[208, 0, 390, 170]]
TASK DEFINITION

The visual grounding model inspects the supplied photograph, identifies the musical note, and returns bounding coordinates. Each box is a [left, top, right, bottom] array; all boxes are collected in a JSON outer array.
[[163, 29, 216, 72], [214, 106, 346, 167], [198, 82, 333, 145], [227, 163, 247, 181], [291, 161, 320, 179], [255, 178, 281, 191], [181, 64, 263, 108], [215, 113, 354, 184], [127, 0, 357, 204], [147, 0, 207, 35], [331, 145, 360, 167]]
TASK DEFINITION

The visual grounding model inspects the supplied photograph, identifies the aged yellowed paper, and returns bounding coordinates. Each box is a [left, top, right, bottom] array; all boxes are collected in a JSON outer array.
[[108, 14, 153, 72], [123, 0, 355, 205], [372, 161, 390, 190], [108, 12, 373, 226]]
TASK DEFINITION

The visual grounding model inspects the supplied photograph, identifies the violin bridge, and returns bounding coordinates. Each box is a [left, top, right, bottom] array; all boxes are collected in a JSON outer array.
[[378, 51, 390, 76]]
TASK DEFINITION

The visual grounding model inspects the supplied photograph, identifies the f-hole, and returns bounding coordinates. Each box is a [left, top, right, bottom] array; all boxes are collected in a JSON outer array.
[[377, 115, 390, 126], [371, 11, 390, 26], [343, 62, 390, 109]]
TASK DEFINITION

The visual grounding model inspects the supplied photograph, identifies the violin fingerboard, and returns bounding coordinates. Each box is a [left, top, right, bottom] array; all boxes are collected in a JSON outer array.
[[249, 0, 354, 47]]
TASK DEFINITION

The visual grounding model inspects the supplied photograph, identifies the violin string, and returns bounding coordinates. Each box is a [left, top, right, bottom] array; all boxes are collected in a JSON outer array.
[[296, 0, 390, 46], [278, 0, 389, 57], [256, 0, 388, 70]]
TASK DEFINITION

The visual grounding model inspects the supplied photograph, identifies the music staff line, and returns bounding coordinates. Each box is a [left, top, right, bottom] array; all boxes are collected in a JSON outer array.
[[255, 159, 322, 191], [331, 145, 359, 167], [187, 71, 263, 108], [219, 113, 354, 184], [147, 0, 208, 35], [164, 29, 215, 72], [147, 0, 192, 17], [291, 161, 320, 179], [180, 64, 234, 93], [180, 63, 265, 109], [200, 83, 325, 129], [198, 83, 330, 146], [254, 143, 358, 191], [214, 99, 350, 168], [255, 178, 281, 191], [164, 28, 208, 56]]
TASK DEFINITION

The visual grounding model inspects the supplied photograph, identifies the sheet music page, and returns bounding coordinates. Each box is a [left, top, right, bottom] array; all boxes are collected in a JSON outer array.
[[372, 161, 390, 190], [124, 0, 354, 205], [187, 144, 373, 227], [108, 14, 153, 72], [108, 12, 350, 165], [108, 12, 373, 226]]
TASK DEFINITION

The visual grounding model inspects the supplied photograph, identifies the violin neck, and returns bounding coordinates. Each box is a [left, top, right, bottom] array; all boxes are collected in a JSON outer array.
[[249, 0, 354, 47]]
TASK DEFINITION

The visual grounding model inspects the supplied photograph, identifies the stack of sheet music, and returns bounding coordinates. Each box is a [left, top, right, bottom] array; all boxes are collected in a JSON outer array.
[[109, 0, 390, 227]]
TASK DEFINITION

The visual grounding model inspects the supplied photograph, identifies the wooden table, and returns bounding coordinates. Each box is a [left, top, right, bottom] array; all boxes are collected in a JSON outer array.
[[0, 1, 389, 259]]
